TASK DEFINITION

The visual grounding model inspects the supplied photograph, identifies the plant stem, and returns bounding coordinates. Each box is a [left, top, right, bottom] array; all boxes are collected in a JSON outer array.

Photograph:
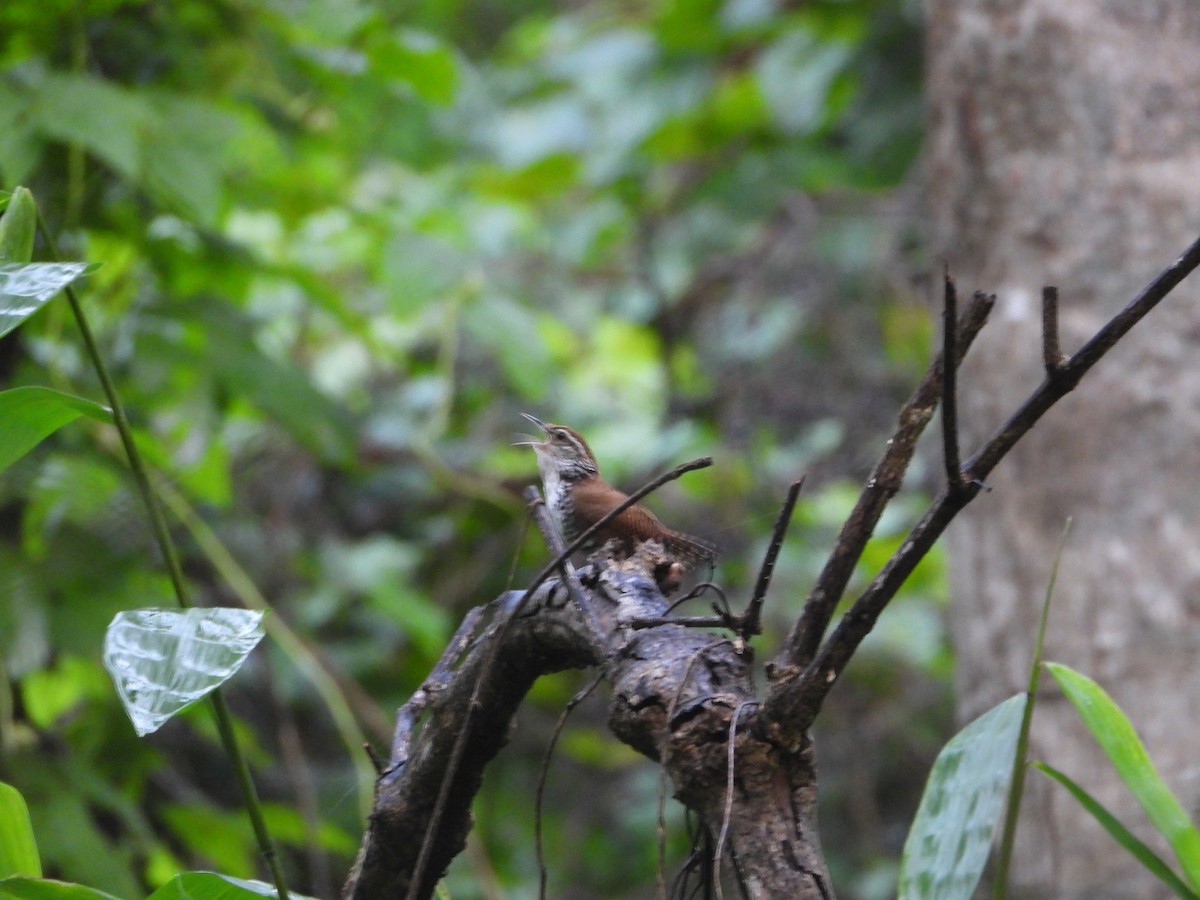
[[36, 209, 291, 900], [992, 517, 1072, 899]]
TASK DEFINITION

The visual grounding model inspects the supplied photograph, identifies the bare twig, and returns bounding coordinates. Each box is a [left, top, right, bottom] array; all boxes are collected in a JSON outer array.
[[739, 479, 805, 640], [1042, 285, 1065, 373], [967, 233, 1200, 478], [665, 581, 726, 614], [714, 700, 758, 899], [781, 290, 995, 671], [941, 269, 963, 486], [363, 743, 384, 775], [765, 232, 1200, 738]]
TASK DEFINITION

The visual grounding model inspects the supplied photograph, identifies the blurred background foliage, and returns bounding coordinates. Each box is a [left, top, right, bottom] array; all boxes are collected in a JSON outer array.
[[0, 0, 946, 897]]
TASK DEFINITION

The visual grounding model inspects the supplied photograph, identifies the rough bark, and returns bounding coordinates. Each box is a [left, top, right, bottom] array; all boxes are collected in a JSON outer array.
[[344, 554, 835, 899], [926, 1, 1200, 896], [343, 582, 601, 899]]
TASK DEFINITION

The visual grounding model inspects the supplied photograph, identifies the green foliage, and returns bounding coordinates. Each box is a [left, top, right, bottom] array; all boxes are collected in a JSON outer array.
[[0, 388, 111, 472], [0, 187, 36, 262], [0, 782, 41, 878], [1044, 663, 1200, 894], [897, 694, 1026, 900], [0, 879, 124, 900], [1034, 763, 1199, 900], [1, 0, 932, 896]]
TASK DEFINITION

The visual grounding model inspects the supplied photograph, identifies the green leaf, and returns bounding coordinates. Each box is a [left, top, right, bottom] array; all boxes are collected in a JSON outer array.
[[1046, 662, 1200, 890], [755, 30, 850, 135], [0, 264, 92, 339], [0, 782, 40, 878], [141, 94, 240, 225], [189, 304, 357, 465], [20, 657, 110, 729], [21, 454, 123, 558], [0, 84, 40, 185], [23, 790, 139, 899], [102, 607, 266, 736], [368, 30, 459, 105], [147, 872, 320, 900], [159, 805, 254, 879], [0, 388, 112, 473], [0, 186, 37, 264], [0, 879, 123, 900], [31, 73, 151, 181], [1035, 763, 1199, 900], [898, 693, 1027, 900]]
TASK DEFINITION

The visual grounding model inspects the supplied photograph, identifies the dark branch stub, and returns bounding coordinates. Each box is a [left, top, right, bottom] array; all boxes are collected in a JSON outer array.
[[741, 478, 805, 640], [941, 268, 964, 488], [1042, 285, 1065, 374], [763, 232, 1200, 741]]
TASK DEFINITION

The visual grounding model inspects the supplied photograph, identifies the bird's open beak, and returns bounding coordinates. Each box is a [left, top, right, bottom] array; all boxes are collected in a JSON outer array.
[[514, 413, 549, 448], [521, 413, 549, 435]]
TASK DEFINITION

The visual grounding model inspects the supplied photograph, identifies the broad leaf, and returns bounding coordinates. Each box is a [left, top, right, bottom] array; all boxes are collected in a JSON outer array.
[[0, 879, 122, 900], [0, 86, 40, 185], [1046, 662, 1200, 890], [102, 608, 266, 736], [1035, 763, 1199, 900], [31, 73, 150, 181], [898, 693, 1027, 900], [0, 388, 112, 473], [0, 187, 37, 264], [0, 264, 91, 339], [0, 782, 40, 878], [147, 872, 320, 900]]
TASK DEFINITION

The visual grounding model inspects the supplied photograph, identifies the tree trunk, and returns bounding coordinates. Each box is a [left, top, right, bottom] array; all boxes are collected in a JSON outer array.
[[926, 1, 1200, 897]]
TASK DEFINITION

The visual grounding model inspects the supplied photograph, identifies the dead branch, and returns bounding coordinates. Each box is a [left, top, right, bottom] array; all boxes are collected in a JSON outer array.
[[1042, 285, 1064, 373], [940, 270, 964, 487], [343, 580, 603, 899], [762, 232, 1200, 743], [781, 288, 995, 671], [401, 459, 711, 898], [742, 478, 805, 639]]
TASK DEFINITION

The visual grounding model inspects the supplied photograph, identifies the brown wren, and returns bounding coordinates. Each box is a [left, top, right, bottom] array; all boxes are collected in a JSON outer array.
[[521, 414, 716, 569]]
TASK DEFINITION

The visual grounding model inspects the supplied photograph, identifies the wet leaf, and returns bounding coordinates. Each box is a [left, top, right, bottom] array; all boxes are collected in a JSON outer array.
[[102, 607, 266, 736]]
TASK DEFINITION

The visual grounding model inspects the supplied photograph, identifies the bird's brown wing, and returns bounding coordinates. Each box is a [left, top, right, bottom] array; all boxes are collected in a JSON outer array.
[[661, 529, 719, 569], [594, 501, 665, 546], [599, 502, 718, 569]]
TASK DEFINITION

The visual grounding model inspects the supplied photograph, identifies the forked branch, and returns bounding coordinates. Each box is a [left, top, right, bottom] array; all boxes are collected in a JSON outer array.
[[781, 288, 995, 671], [763, 232, 1200, 740]]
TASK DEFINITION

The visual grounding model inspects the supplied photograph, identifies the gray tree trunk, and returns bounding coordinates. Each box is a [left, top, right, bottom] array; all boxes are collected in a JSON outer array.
[[926, 1, 1200, 897]]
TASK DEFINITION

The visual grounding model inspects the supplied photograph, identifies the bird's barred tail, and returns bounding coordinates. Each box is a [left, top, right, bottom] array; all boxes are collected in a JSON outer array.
[[664, 530, 719, 570]]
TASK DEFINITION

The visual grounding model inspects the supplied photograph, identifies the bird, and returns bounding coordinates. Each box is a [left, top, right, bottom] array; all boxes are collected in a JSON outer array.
[[520, 414, 717, 569]]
